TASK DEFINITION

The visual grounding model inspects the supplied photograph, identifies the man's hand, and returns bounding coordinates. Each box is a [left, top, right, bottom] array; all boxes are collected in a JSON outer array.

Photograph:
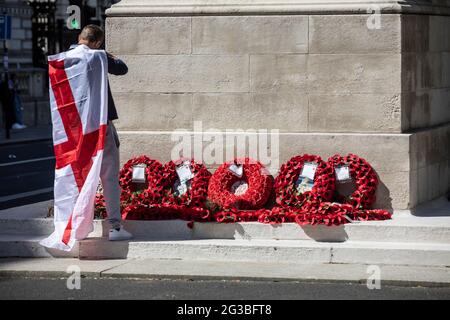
[[107, 52, 128, 76], [106, 52, 117, 60]]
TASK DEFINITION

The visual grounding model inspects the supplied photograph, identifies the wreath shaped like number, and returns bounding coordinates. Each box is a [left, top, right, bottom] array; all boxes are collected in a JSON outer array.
[[328, 153, 378, 209], [119, 155, 165, 205], [207, 158, 273, 210], [274, 154, 335, 208], [118, 154, 390, 225], [161, 158, 212, 208]]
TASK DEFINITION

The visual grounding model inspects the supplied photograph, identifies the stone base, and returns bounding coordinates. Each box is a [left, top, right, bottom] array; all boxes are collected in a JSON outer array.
[[106, 1, 450, 210]]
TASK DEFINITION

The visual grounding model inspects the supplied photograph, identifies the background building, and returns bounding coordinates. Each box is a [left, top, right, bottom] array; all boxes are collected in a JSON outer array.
[[0, 0, 115, 132]]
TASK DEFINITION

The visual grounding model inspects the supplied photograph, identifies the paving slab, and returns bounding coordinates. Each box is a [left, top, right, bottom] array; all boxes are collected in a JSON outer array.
[[0, 200, 53, 219], [0, 257, 448, 287], [0, 257, 132, 277], [102, 259, 450, 286]]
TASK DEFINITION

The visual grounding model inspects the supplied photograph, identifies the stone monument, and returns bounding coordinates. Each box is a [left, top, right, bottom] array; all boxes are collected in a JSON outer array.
[[105, 0, 450, 211]]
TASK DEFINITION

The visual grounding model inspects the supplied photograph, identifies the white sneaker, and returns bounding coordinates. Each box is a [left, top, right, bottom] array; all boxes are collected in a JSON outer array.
[[18, 124, 27, 129], [109, 227, 133, 241], [11, 123, 23, 130]]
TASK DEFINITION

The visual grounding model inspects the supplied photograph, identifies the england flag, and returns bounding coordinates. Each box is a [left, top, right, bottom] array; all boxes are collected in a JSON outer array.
[[40, 44, 108, 251]]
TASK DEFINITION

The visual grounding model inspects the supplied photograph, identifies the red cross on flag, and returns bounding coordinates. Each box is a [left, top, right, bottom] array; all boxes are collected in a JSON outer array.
[[40, 45, 108, 251]]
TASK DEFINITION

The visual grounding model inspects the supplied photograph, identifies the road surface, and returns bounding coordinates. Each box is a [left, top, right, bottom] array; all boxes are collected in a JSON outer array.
[[0, 139, 54, 210], [0, 277, 449, 300]]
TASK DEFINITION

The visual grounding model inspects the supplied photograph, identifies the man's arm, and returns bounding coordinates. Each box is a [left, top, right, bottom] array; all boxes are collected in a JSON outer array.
[[107, 52, 128, 76]]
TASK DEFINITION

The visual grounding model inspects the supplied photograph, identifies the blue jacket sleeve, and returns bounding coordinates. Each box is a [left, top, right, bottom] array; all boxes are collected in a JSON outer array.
[[107, 55, 128, 76]]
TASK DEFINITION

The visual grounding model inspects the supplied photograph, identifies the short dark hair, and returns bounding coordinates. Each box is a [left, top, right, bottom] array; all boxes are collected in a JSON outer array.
[[79, 24, 104, 43]]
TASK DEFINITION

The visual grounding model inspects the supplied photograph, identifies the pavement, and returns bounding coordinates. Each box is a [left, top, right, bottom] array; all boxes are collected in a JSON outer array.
[[0, 257, 449, 287], [0, 125, 52, 145], [0, 174, 448, 293], [0, 200, 52, 219]]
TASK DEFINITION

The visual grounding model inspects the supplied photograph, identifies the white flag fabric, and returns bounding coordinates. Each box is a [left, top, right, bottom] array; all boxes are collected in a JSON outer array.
[[40, 45, 108, 251]]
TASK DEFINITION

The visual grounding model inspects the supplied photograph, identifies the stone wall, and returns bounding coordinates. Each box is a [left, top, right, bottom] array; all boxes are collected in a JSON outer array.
[[0, 0, 33, 70], [107, 14, 405, 134], [106, 0, 450, 210], [402, 14, 450, 131]]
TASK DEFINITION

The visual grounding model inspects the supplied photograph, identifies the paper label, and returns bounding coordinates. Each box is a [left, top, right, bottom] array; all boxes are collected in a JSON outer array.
[[174, 179, 190, 196], [300, 162, 318, 180], [228, 164, 243, 177], [176, 162, 194, 183], [335, 165, 351, 182], [231, 181, 248, 196], [132, 164, 146, 183], [295, 176, 314, 193]]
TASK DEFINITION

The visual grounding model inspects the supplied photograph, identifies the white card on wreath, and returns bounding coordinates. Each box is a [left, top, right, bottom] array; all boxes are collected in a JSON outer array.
[[300, 162, 317, 180], [132, 164, 146, 183], [295, 176, 314, 193], [175, 180, 189, 196], [176, 163, 194, 183], [335, 165, 351, 182], [228, 164, 243, 177]]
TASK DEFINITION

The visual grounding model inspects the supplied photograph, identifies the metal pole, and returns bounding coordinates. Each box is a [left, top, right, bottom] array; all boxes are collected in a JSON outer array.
[[34, 99, 38, 126], [3, 38, 10, 139]]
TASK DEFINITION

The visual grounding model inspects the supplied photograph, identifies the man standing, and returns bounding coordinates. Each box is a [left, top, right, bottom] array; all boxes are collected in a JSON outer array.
[[73, 25, 132, 241], [0, 73, 15, 135], [9, 74, 26, 130]]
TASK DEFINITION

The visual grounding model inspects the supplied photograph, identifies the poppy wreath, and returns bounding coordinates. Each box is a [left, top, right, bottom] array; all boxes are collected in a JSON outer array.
[[327, 153, 378, 209], [214, 208, 262, 223], [207, 158, 273, 210], [121, 202, 212, 223], [161, 158, 212, 208], [121, 203, 173, 220], [119, 155, 165, 206], [274, 154, 335, 208], [214, 208, 294, 225], [294, 201, 355, 226], [214, 208, 290, 224], [213, 204, 351, 227], [258, 201, 353, 227], [351, 209, 392, 221], [94, 193, 107, 219], [256, 207, 296, 225]]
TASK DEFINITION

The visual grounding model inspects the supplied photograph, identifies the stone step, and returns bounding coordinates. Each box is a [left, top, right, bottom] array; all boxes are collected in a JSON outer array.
[[0, 234, 78, 258], [0, 235, 449, 267], [80, 238, 450, 267], [1, 216, 450, 244]]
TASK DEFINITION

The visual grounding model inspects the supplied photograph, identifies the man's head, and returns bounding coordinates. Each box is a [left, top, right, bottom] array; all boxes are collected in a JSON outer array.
[[78, 25, 104, 49]]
